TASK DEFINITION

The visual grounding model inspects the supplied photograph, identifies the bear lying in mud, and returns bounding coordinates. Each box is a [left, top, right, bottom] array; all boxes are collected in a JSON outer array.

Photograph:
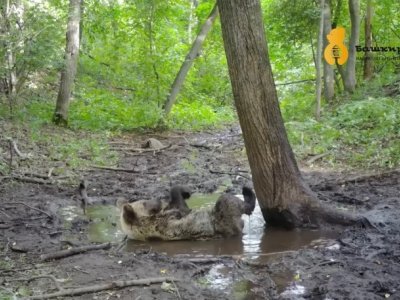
[[117, 186, 256, 241]]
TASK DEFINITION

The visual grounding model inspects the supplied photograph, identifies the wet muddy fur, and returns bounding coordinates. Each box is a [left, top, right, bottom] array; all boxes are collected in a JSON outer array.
[[119, 186, 256, 241]]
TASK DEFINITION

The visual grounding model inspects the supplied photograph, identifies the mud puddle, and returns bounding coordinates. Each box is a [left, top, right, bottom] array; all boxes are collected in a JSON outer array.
[[60, 193, 338, 299], [126, 194, 338, 258], [60, 204, 125, 242], [61, 194, 338, 256]]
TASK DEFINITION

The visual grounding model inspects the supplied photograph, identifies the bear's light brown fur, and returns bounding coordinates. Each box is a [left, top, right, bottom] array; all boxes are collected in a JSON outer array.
[[118, 187, 256, 241]]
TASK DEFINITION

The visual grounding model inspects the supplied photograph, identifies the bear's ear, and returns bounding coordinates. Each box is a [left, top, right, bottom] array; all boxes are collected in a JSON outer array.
[[122, 204, 140, 226], [143, 200, 162, 215], [116, 197, 129, 209]]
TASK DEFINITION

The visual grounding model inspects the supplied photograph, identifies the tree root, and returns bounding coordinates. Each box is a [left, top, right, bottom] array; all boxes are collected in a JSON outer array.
[[28, 276, 180, 299], [40, 243, 111, 261]]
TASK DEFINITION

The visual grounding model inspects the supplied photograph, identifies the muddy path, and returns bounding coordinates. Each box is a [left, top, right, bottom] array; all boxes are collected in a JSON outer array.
[[1, 127, 400, 299]]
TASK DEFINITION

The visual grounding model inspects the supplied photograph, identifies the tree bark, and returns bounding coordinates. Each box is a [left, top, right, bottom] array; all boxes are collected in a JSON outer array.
[[3, 0, 18, 98], [53, 0, 81, 126], [322, 0, 335, 101], [188, 0, 199, 43], [315, 0, 325, 120], [163, 3, 219, 116], [217, 0, 321, 229], [363, 0, 373, 80], [343, 0, 360, 93]]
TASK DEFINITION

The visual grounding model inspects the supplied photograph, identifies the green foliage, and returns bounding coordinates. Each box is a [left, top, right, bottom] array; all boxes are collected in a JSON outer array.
[[70, 88, 162, 130], [284, 76, 400, 168], [169, 101, 235, 130]]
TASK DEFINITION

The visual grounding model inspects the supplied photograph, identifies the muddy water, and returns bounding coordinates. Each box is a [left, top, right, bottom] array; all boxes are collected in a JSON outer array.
[[125, 194, 337, 259], [61, 194, 338, 299], [61, 194, 337, 256]]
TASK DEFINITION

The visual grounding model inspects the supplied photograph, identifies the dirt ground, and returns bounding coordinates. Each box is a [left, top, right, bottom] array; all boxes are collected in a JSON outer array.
[[1, 126, 400, 299]]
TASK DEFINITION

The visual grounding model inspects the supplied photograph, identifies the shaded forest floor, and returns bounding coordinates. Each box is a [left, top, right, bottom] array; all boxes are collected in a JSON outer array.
[[1, 125, 400, 299]]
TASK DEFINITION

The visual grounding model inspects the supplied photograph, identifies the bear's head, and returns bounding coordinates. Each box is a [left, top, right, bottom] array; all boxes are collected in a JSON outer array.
[[117, 198, 162, 227]]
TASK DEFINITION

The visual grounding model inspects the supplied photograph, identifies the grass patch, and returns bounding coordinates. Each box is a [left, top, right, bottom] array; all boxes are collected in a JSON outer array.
[[284, 75, 400, 168]]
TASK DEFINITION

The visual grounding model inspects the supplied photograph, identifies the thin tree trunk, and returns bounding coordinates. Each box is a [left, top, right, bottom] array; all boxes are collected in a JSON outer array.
[[315, 0, 325, 120], [188, 0, 198, 43], [310, 32, 316, 68], [79, 0, 84, 48], [53, 0, 81, 126], [4, 0, 17, 98], [163, 3, 219, 116], [217, 0, 321, 229], [343, 0, 360, 93], [363, 0, 373, 80], [323, 0, 335, 101]]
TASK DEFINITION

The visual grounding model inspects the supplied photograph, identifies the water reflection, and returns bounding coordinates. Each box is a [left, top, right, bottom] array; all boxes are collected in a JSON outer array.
[[61, 193, 337, 257]]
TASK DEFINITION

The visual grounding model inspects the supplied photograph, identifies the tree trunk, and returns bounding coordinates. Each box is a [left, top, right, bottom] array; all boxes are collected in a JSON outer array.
[[3, 0, 18, 98], [53, 0, 81, 126], [188, 0, 199, 43], [217, 0, 322, 229], [343, 0, 360, 93], [315, 0, 325, 120], [163, 4, 218, 116], [363, 0, 373, 80], [322, 1, 335, 101]]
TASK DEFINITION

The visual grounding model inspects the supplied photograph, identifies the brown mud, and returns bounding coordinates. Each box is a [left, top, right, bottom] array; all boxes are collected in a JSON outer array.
[[1, 126, 400, 299]]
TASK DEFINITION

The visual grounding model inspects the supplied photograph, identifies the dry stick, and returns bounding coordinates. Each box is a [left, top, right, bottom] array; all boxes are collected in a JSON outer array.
[[8, 139, 13, 173], [40, 243, 111, 261], [0, 224, 11, 229], [4, 202, 53, 219], [9, 275, 63, 291], [306, 153, 329, 165], [28, 277, 180, 300], [171, 280, 182, 300], [0, 286, 15, 297], [47, 167, 54, 178], [209, 169, 251, 180], [335, 168, 400, 186], [112, 144, 171, 152], [189, 143, 215, 150], [11, 139, 27, 158], [0, 208, 12, 218], [23, 172, 51, 179], [108, 141, 133, 145], [12, 176, 50, 185], [90, 165, 157, 175]]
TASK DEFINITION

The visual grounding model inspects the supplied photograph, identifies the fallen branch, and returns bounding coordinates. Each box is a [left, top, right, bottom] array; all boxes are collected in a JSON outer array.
[[209, 169, 251, 180], [23, 172, 51, 180], [4, 202, 53, 219], [12, 176, 50, 185], [306, 153, 329, 165], [0, 224, 11, 229], [0, 286, 15, 297], [0, 208, 12, 219], [40, 243, 111, 261], [108, 141, 133, 145], [90, 165, 157, 175], [335, 168, 400, 186], [190, 143, 213, 150], [47, 167, 54, 178], [112, 144, 171, 153], [8, 275, 63, 291], [28, 276, 180, 299], [174, 257, 222, 264], [7, 138, 28, 159]]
